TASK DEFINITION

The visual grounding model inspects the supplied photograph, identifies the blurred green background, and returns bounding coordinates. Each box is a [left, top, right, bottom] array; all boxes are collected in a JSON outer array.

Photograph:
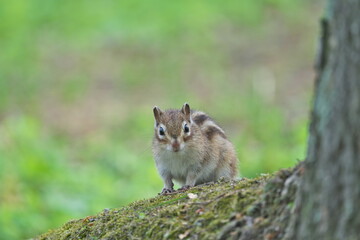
[[0, 0, 323, 239]]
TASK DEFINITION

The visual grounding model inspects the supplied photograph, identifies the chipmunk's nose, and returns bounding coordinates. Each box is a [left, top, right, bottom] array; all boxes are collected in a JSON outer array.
[[171, 140, 180, 152]]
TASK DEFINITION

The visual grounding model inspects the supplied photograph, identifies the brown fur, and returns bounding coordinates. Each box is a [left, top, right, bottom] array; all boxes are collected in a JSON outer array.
[[193, 114, 209, 125], [205, 126, 227, 140]]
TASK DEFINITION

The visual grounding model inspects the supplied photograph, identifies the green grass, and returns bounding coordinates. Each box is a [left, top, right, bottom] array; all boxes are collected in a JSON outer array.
[[0, 0, 322, 239]]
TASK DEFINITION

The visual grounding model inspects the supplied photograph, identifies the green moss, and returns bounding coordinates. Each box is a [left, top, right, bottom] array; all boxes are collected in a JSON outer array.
[[34, 165, 302, 240]]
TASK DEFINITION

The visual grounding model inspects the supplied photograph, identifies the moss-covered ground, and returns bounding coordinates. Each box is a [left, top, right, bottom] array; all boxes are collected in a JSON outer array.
[[34, 164, 302, 240]]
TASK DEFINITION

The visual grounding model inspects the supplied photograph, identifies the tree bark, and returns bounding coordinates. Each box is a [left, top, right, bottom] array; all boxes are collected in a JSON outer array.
[[293, 0, 360, 239]]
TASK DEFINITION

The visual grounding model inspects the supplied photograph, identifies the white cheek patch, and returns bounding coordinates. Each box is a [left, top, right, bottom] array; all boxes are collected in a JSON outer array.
[[180, 142, 185, 150]]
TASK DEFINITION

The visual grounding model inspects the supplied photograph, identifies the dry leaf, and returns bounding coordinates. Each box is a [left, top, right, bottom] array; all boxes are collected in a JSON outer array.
[[179, 230, 191, 239], [187, 193, 198, 199]]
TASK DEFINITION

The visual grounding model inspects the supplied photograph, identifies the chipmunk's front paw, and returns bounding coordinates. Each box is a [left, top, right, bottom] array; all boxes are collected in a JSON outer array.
[[160, 188, 175, 195], [178, 185, 191, 191]]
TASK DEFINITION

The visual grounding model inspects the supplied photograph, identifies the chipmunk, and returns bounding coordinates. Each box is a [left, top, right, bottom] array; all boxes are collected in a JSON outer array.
[[152, 103, 238, 194]]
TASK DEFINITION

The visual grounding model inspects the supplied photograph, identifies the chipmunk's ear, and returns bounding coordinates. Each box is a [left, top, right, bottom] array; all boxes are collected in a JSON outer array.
[[153, 106, 163, 125], [181, 103, 191, 121]]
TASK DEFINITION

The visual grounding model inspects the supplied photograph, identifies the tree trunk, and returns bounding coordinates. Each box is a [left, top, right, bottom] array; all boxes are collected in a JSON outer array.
[[293, 0, 360, 239]]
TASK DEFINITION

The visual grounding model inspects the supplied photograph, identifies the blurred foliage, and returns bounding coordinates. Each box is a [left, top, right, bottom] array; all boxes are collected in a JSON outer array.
[[0, 0, 323, 239]]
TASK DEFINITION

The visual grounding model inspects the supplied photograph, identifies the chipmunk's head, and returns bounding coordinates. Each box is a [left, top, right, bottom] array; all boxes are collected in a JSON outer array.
[[153, 103, 192, 152]]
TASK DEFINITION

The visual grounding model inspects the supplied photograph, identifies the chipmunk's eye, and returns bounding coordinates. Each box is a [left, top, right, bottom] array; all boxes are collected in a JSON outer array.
[[184, 123, 190, 133], [159, 127, 165, 136]]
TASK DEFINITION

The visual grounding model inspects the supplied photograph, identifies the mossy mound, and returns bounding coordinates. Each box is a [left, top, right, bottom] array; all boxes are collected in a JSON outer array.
[[34, 165, 301, 240]]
